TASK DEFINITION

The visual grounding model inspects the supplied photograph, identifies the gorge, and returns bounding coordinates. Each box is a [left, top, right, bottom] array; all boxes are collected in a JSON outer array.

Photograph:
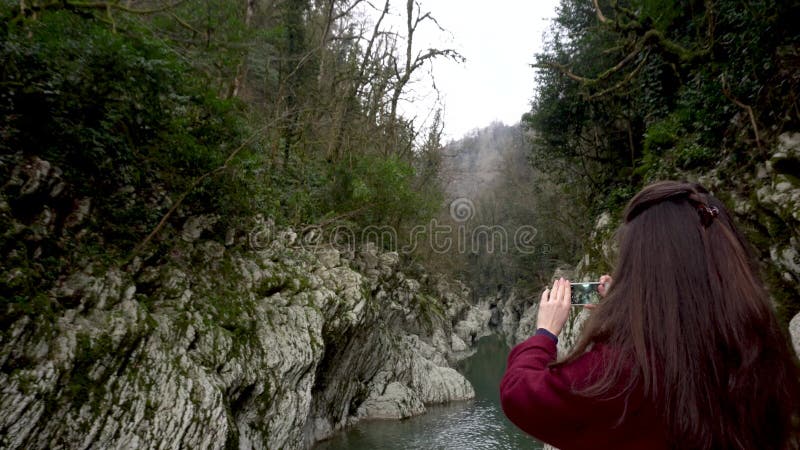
[[3, 0, 800, 449]]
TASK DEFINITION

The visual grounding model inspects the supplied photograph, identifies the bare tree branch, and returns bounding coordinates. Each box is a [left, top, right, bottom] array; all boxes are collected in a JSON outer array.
[[722, 77, 763, 151], [169, 11, 201, 35], [592, 0, 608, 23], [333, 0, 365, 21], [587, 51, 649, 100], [535, 40, 646, 87], [132, 118, 282, 256], [67, 0, 188, 14], [386, 0, 462, 150]]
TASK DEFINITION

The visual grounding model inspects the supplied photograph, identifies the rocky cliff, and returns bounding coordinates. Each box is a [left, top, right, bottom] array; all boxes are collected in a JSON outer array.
[[0, 156, 490, 449]]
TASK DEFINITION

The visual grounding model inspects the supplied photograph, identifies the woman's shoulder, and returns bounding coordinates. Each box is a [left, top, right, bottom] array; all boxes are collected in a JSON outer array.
[[557, 341, 640, 397], [502, 338, 663, 448]]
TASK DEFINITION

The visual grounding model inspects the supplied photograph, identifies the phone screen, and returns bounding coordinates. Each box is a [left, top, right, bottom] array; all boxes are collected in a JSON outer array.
[[570, 282, 601, 305]]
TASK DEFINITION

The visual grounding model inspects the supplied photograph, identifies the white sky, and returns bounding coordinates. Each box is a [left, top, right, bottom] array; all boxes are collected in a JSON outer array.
[[372, 0, 562, 141]]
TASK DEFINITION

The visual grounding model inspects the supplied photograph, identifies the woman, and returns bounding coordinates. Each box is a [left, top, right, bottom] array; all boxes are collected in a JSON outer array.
[[500, 181, 800, 449]]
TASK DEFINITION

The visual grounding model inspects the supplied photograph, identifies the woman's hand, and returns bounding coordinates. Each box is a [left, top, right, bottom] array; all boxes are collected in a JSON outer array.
[[598, 274, 612, 298], [583, 274, 612, 311], [536, 278, 572, 336]]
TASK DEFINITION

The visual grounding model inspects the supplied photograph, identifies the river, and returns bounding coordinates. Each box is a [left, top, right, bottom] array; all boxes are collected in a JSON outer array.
[[314, 334, 544, 450]]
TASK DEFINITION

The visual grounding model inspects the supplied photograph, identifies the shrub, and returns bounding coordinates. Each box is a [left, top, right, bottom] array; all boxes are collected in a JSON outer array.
[[0, 10, 256, 309]]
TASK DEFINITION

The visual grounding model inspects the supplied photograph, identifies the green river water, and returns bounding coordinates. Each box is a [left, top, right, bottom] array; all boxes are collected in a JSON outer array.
[[314, 334, 544, 450]]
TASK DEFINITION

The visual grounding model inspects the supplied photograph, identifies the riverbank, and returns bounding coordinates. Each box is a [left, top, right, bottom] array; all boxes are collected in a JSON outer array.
[[315, 334, 543, 450]]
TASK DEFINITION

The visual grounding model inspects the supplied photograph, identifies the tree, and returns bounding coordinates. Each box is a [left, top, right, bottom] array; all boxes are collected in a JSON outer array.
[[527, 0, 800, 210], [525, 0, 800, 321], [384, 0, 463, 155]]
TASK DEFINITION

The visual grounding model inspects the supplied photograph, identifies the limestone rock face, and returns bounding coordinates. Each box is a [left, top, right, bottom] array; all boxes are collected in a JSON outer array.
[[492, 290, 537, 347], [357, 382, 426, 419], [695, 133, 800, 316], [790, 313, 800, 357], [0, 214, 484, 449]]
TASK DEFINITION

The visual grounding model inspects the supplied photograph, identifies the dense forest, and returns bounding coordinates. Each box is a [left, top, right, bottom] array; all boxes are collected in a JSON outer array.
[[524, 0, 800, 322], [1, 0, 455, 317], [4, 0, 798, 318]]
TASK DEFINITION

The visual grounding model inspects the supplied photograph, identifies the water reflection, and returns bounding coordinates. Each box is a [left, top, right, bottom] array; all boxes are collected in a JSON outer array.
[[315, 334, 543, 449]]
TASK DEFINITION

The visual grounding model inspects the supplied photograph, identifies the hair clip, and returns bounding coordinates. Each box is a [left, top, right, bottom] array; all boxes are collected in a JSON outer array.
[[697, 204, 719, 227]]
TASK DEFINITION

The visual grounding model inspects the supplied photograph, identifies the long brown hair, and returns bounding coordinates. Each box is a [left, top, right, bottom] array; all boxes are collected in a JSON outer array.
[[560, 180, 800, 449]]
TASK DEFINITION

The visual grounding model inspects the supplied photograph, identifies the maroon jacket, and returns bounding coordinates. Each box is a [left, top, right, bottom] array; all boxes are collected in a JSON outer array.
[[500, 334, 669, 450]]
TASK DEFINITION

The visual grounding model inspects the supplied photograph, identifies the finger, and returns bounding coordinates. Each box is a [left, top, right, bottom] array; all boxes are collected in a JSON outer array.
[[548, 280, 558, 301], [563, 279, 572, 306], [583, 303, 596, 310], [551, 279, 560, 303], [541, 288, 550, 303], [555, 278, 565, 303], [598, 274, 612, 297]]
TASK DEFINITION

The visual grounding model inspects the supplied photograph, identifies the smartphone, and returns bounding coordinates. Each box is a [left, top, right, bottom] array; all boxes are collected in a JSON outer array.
[[570, 282, 602, 306]]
